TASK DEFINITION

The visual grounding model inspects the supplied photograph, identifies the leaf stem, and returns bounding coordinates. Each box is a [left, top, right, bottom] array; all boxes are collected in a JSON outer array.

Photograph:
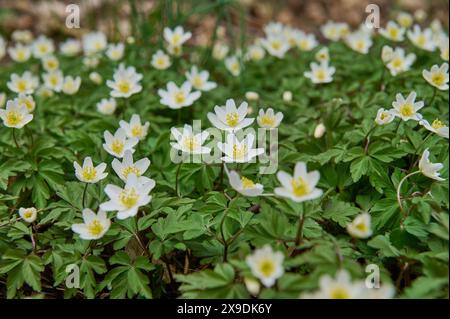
[[12, 128, 20, 148], [396, 170, 421, 223], [82, 183, 89, 208], [175, 162, 182, 197]]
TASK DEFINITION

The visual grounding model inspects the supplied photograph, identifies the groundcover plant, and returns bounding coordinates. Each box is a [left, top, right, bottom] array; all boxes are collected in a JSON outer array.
[[0, 1, 448, 299]]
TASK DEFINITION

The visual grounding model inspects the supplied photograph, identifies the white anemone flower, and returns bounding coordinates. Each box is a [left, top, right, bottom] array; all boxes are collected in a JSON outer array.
[[246, 245, 284, 288], [207, 99, 254, 132], [60, 38, 81, 56], [106, 43, 125, 61], [304, 61, 335, 84], [321, 21, 350, 41], [419, 118, 449, 139], [19, 207, 38, 223], [7, 71, 39, 94], [43, 70, 64, 92], [246, 44, 266, 61], [163, 26, 192, 48], [226, 169, 264, 197], [15, 93, 35, 112], [375, 108, 395, 125], [112, 150, 153, 184], [224, 55, 242, 76], [315, 47, 330, 63], [419, 148, 445, 181], [422, 63, 449, 90], [103, 128, 139, 158], [379, 21, 405, 42], [346, 32, 373, 54], [74, 157, 108, 184], [119, 114, 150, 140], [8, 43, 31, 63], [71, 209, 111, 240], [301, 270, 365, 299], [151, 50, 171, 70], [257, 108, 283, 129], [42, 55, 60, 72], [32, 35, 55, 59], [170, 124, 211, 155], [106, 64, 143, 98], [82, 31, 108, 56], [390, 91, 424, 122], [407, 25, 436, 51], [185, 66, 217, 91], [97, 98, 117, 115], [260, 35, 290, 58], [385, 47, 416, 76], [217, 133, 264, 163], [346, 213, 373, 239], [158, 81, 201, 109], [62, 76, 82, 95], [0, 99, 33, 128]]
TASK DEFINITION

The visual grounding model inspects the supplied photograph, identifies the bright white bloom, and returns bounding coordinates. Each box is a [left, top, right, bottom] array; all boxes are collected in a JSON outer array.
[[347, 213, 372, 239], [396, 12, 413, 28], [407, 25, 436, 51], [15, 93, 35, 112], [151, 50, 171, 70], [264, 22, 285, 37], [163, 26, 191, 48], [375, 108, 395, 125], [301, 270, 364, 299], [346, 32, 372, 54], [257, 108, 283, 129], [275, 161, 322, 202], [106, 64, 143, 98], [381, 45, 394, 63], [246, 44, 266, 61], [103, 128, 139, 158], [170, 124, 211, 155], [422, 63, 449, 90], [32, 35, 55, 59], [19, 207, 37, 223], [7, 71, 39, 94], [43, 70, 64, 92], [260, 35, 290, 58], [390, 91, 424, 122], [245, 91, 259, 101], [42, 55, 60, 72], [439, 38, 449, 61], [0, 93, 5, 108], [321, 21, 350, 41], [185, 66, 217, 91], [244, 277, 261, 296], [112, 150, 152, 184], [314, 123, 326, 138], [71, 209, 111, 240], [36, 86, 54, 98], [97, 98, 117, 115], [60, 38, 81, 56], [207, 99, 254, 131], [0, 99, 33, 128], [83, 31, 108, 56], [119, 114, 149, 140], [419, 148, 445, 181], [12, 30, 33, 44], [419, 118, 449, 139], [224, 55, 242, 76], [304, 61, 335, 84], [83, 56, 100, 68], [158, 81, 201, 109], [297, 32, 318, 51], [106, 43, 125, 61], [74, 157, 108, 184], [379, 21, 405, 42], [283, 91, 293, 102], [315, 47, 330, 63], [385, 47, 416, 76], [8, 43, 31, 63], [212, 42, 229, 60], [89, 72, 103, 85], [246, 245, 284, 288], [100, 174, 154, 220], [62, 76, 81, 95], [226, 169, 263, 197], [218, 133, 264, 163]]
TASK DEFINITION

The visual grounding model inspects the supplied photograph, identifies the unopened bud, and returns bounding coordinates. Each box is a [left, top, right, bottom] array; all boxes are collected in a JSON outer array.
[[245, 91, 259, 101], [314, 123, 326, 138], [244, 277, 260, 296], [283, 91, 292, 102], [89, 72, 103, 85]]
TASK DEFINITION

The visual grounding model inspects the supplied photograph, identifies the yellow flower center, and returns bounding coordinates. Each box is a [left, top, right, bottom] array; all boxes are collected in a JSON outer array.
[[131, 125, 144, 138], [81, 166, 97, 181], [119, 188, 139, 208], [172, 34, 182, 45], [117, 80, 131, 94], [38, 45, 48, 54], [271, 41, 281, 50], [380, 112, 388, 121], [417, 34, 426, 46], [431, 73, 445, 86], [49, 75, 59, 86], [355, 40, 365, 51], [232, 144, 248, 160], [111, 139, 124, 155], [355, 222, 368, 232], [432, 119, 444, 129], [300, 40, 309, 50], [330, 287, 351, 299], [156, 57, 166, 67], [230, 62, 240, 73], [122, 165, 141, 179], [225, 112, 240, 127], [192, 76, 204, 89], [291, 177, 310, 197], [46, 60, 58, 70], [16, 79, 28, 92], [258, 259, 275, 277], [17, 50, 26, 61], [400, 104, 414, 117], [87, 220, 104, 237], [388, 28, 399, 39], [391, 57, 403, 68], [241, 177, 255, 189], [5, 111, 23, 126], [259, 115, 276, 127], [23, 211, 34, 219], [174, 91, 186, 104], [315, 69, 326, 81], [182, 136, 199, 151]]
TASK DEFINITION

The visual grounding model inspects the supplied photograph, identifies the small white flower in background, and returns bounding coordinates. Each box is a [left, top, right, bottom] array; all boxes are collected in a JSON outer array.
[[83, 55, 100, 68], [275, 161, 322, 203], [103, 128, 139, 158], [62, 76, 82, 95], [0, 99, 33, 128], [106, 43, 125, 61], [363, 284, 396, 299], [244, 277, 261, 296], [245, 91, 259, 101], [71, 209, 111, 240], [282, 91, 293, 102], [100, 173, 154, 220], [407, 25, 436, 51], [0, 93, 6, 108], [126, 36, 135, 44], [42, 55, 60, 72], [107, 64, 143, 98], [390, 91, 424, 122], [212, 42, 229, 60], [257, 108, 283, 129], [226, 169, 264, 197], [158, 81, 201, 109], [396, 12, 413, 29], [96, 97, 116, 115], [8, 43, 31, 63], [304, 61, 335, 84], [321, 21, 349, 41], [347, 213, 372, 239], [419, 118, 449, 139], [422, 63, 449, 90], [379, 21, 405, 42], [185, 66, 217, 91], [346, 32, 372, 54], [283, 26, 302, 47], [439, 38, 449, 61], [151, 50, 171, 70], [112, 150, 153, 184], [381, 45, 394, 63], [89, 72, 103, 85], [12, 30, 34, 44], [207, 99, 254, 132], [414, 9, 427, 22], [170, 124, 211, 155], [60, 38, 81, 56], [119, 114, 149, 140], [19, 207, 37, 223], [419, 148, 445, 181], [83, 31, 108, 56], [315, 47, 330, 63], [263, 22, 285, 38], [224, 55, 242, 76], [314, 123, 326, 138], [385, 47, 416, 76], [246, 245, 284, 288], [297, 32, 318, 51], [163, 26, 191, 55], [43, 70, 64, 92], [430, 19, 443, 34], [246, 44, 265, 61], [15, 93, 36, 112], [218, 133, 264, 163], [36, 86, 54, 98], [74, 157, 108, 184], [301, 270, 364, 299], [260, 35, 290, 58], [32, 35, 55, 59], [7, 71, 39, 94], [375, 108, 395, 125]]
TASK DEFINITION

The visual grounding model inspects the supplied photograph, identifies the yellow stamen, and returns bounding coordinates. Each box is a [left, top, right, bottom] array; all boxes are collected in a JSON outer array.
[[241, 177, 255, 189], [182, 136, 199, 151], [232, 144, 247, 160], [259, 115, 276, 127], [5, 111, 23, 126], [111, 139, 124, 155], [174, 91, 186, 104], [122, 165, 141, 179], [225, 112, 240, 127], [291, 177, 309, 197], [192, 76, 204, 89], [258, 259, 275, 277], [432, 119, 444, 129], [87, 220, 104, 237], [400, 104, 414, 117], [131, 125, 144, 138], [119, 188, 139, 208], [117, 80, 131, 94], [330, 287, 351, 299], [81, 166, 97, 181], [431, 73, 445, 86]]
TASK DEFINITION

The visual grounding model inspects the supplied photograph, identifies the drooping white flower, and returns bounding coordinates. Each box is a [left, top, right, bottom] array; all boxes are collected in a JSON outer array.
[[282, 91, 293, 102], [260, 35, 290, 58], [246, 245, 284, 288], [0, 99, 33, 128], [263, 22, 285, 38], [8, 43, 31, 63], [19, 207, 37, 223], [257, 108, 283, 129], [246, 44, 266, 61], [245, 91, 259, 101], [15, 93, 36, 112], [106, 64, 143, 98], [32, 35, 55, 59], [297, 32, 318, 51], [315, 47, 330, 63], [212, 42, 229, 60], [217, 133, 264, 163], [82, 31, 108, 56], [43, 70, 64, 92], [224, 55, 242, 76], [12, 30, 33, 44], [74, 156, 108, 184], [301, 270, 365, 299], [7, 71, 39, 94], [103, 128, 139, 158], [207, 99, 254, 132], [185, 66, 217, 92], [304, 61, 335, 84], [275, 161, 322, 203], [439, 37, 449, 61], [375, 108, 395, 125], [226, 169, 264, 197], [100, 173, 154, 220], [106, 43, 125, 61], [396, 12, 413, 29], [346, 32, 372, 54], [347, 213, 372, 239], [151, 50, 171, 70], [60, 38, 81, 56], [407, 25, 436, 51], [381, 45, 394, 63], [97, 98, 117, 115], [42, 55, 60, 72], [62, 76, 82, 95], [119, 114, 149, 140], [112, 150, 152, 184], [321, 21, 350, 41], [71, 209, 111, 240], [419, 118, 449, 139], [422, 63, 449, 90], [89, 72, 103, 85], [170, 124, 211, 155], [163, 26, 191, 56], [379, 21, 405, 42], [314, 123, 326, 138], [158, 81, 201, 109], [419, 148, 445, 181], [385, 47, 416, 76], [390, 91, 424, 122], [83, 56, 100, 68]]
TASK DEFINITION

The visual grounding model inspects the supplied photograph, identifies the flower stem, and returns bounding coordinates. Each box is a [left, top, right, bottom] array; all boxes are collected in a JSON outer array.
[[396, 170, 421, 221], [175, 162, 182, 197], [428, 87, 437, 106], [294, 212, 306, 246], [12, 128, 20, 148], [82, 183, 89, 208]]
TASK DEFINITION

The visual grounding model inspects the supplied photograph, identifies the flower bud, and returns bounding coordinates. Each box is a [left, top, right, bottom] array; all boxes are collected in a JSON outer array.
[[244, 277, 261, 296], [282, 91, 292, 102], [314, 123, 326, 138], [245, 91, 259, 101], [89, 72, 103, 85]]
